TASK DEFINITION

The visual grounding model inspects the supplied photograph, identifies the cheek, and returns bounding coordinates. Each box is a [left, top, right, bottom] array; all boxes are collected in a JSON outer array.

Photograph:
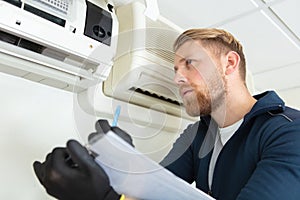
[[187, 71, 204, 86]]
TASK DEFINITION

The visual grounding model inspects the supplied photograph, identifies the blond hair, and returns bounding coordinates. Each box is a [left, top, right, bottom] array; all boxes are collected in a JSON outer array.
[[174, 28, 246, 81]]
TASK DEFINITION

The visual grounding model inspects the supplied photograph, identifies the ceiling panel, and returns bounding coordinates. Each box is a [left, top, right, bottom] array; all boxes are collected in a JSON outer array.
[[219, 11, 300, 74], [263, 0, 285, 3], [270, 0, 300, 38], [157, 0, 257, 29], [253, 61, 300, 91], [277, 88, 300, 109]]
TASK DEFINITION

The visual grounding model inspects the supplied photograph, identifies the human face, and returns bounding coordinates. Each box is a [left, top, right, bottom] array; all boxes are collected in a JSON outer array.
[[173, 40, 226, 117]]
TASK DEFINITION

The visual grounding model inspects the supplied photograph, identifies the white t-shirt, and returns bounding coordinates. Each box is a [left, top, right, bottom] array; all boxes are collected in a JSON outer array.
[[208, 119, 244, 189]]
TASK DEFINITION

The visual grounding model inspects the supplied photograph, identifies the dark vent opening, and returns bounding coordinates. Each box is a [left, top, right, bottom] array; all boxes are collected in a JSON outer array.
[[130, 87, 181, 106], [0, 30, 71, 62], [24, 4, 66, 27], [3, 0, 22, 7], [0, 30, 46, 53]]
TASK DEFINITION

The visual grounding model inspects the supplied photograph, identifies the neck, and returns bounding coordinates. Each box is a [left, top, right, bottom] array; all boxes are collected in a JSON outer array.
[[211, 86, 257, 128]]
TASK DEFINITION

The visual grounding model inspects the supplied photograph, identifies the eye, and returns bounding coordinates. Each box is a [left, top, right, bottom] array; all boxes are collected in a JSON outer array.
[[185, 59, 193, 66], [185, 59, 192, 65], [185, 59, 194, 70]]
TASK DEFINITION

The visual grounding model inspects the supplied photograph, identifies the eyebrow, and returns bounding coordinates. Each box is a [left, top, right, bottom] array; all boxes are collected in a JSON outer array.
[[173, 58, 186, 71], [176, 57, 187, 64]]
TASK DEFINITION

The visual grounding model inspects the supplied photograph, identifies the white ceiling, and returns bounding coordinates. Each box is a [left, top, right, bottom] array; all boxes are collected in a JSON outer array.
[[157, 0, 300, 109]]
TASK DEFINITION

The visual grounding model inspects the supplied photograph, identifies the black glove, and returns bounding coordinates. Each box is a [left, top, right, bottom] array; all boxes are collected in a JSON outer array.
[[89, 119, 134, 147], [33, 139, 120, 200]]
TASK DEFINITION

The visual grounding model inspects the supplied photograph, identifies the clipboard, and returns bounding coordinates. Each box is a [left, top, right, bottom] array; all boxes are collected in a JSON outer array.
[[89, 131, 215, 200]]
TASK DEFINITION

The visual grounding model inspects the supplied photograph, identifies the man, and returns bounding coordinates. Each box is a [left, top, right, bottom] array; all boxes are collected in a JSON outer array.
[[33, 28, 300, 200]]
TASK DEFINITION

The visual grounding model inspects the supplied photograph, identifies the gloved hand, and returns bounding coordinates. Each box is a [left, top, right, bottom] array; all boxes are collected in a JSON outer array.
[[89, 119, 134, 147], [33, 139, 121, 200], [33, 119, 133, 200]]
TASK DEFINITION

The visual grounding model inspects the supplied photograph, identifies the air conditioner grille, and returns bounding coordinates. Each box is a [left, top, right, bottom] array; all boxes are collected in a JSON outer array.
[[145, 18, 179, 64], [145, 48, 175, 64]]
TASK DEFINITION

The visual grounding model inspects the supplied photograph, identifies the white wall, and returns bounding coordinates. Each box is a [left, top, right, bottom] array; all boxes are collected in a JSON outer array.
[[0, 72, 192, 200], [0, 72, 79, 199]]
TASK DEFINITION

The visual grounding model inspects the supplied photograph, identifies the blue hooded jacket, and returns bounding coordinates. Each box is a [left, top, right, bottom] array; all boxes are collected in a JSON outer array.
[[162, 91, 300, 200]]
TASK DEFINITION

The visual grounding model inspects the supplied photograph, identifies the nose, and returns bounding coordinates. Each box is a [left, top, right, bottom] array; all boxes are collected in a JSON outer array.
[[173, 69, 187, 86]]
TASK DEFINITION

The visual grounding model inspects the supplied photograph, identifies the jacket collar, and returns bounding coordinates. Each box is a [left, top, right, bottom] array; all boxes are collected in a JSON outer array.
[[200, 91, 285, 126], [244, 90, 285, 122]]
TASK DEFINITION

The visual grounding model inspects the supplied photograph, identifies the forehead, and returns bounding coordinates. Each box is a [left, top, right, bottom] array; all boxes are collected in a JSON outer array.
[[174, 40, 210, 60]]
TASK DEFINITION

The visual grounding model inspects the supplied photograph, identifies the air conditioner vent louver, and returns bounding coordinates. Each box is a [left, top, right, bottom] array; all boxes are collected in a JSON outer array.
[[0, 29, 97, 72], [130, 87, 182, 106]]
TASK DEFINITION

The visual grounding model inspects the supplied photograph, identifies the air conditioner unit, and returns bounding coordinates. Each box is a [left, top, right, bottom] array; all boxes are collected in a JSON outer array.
[[0, 0, 118, 92], [103, 2, 195, 120]]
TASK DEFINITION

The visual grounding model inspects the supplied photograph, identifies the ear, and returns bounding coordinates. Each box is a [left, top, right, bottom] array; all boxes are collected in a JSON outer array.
[[225, 51, 240, 75]]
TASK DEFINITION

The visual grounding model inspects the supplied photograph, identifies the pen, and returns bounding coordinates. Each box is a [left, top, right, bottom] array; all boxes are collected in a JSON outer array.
[[112, 105, 121, 126], [65, 106, 121, 166], [65, 107, 122, 167]]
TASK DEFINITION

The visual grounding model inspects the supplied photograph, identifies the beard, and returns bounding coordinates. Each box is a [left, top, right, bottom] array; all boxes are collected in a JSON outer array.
[[182, 75, 226, 117]]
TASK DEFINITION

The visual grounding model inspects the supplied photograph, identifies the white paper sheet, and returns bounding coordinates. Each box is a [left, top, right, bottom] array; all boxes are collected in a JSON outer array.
[[89, 131, 215, 200]]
